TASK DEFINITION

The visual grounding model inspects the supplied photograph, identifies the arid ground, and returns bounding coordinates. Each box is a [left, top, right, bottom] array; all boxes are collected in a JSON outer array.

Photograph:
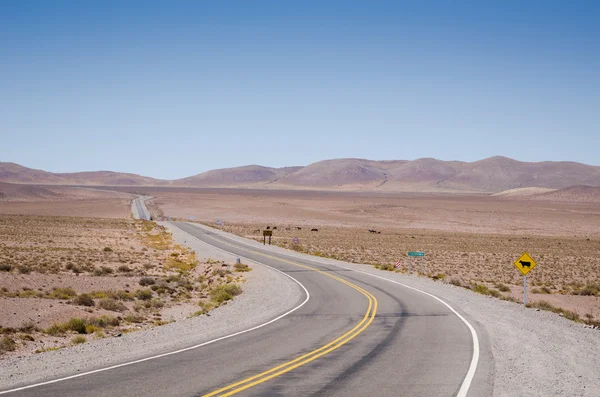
[[0, 184, 133, 218], [1, 185, 598, 358], [0, 214, 247, 357], [137, 187, 600, 323]]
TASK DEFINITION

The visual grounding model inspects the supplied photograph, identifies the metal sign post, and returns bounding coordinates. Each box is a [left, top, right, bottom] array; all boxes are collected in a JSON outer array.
[[514, 253, 537, 306], [407, 252, 425, 275]]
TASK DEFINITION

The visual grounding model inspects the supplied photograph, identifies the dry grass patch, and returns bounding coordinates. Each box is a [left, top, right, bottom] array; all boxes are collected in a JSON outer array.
[[0, 215, 247, 358]]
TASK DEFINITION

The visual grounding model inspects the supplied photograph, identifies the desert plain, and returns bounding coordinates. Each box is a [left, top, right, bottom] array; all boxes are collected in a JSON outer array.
[[138, 187, 600, 322], [0, 186, 248, 357], [1, 183, 599, 359]]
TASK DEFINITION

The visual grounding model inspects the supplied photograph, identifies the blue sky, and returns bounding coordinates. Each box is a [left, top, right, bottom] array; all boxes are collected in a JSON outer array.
[[1, 1, 599, 179]]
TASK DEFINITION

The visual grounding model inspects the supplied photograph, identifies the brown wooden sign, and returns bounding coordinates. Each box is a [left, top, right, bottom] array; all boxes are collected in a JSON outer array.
[[263, 230, 273, 245]]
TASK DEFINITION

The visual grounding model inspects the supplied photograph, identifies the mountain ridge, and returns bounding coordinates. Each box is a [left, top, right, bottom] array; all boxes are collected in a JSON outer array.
[[2, 157, 599, 193]]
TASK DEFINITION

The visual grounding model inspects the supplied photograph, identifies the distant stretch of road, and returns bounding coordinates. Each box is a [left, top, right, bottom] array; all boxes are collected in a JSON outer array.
[[132, 196, 151, 220], [4, 217, 489, 396]]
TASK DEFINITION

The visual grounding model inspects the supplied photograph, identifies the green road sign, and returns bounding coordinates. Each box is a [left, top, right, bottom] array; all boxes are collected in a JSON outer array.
[[408, 251, 424, 257]]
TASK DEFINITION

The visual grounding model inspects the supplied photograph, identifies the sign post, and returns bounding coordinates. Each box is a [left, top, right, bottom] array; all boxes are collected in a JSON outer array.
[[407, 252, 424, 275], [263, 230, 273, 245], [514, 252, 537, 305]]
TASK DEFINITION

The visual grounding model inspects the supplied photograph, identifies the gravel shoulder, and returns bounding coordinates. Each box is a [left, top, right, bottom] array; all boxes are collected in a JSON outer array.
[[189, 222, 600, 397], [0, 222, 305, 391]]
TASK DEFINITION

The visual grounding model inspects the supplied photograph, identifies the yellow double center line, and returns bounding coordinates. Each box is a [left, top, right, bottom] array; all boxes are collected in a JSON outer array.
[[199, 230, 378, 397]]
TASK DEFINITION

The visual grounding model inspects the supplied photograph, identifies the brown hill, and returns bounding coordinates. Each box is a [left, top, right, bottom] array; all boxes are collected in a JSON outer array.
[[534, 186, 600, 203], [0, 181, 132, 202], [175, 165, 302, 187], [0, 181, 62, 201], [2, 157, 599, 193], [0, 162, 164, 186], [439, 156, 600, 192], [0, 163, 67, 184], [276, 159, 392, 187], [54, 171, 163, 186], [274, 157, 600, 192]]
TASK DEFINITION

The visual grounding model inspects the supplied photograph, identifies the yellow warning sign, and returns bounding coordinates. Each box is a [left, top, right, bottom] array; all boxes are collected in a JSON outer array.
[[514, 252, 537, 276]]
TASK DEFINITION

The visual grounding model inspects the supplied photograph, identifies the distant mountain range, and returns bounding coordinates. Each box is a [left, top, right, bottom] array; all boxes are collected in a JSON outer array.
[[2, 156, 600, 193]]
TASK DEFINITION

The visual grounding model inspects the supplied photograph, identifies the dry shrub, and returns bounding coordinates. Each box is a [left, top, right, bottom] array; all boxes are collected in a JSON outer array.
[[98, 298, 127, 312], [73, 294, 95, 307]]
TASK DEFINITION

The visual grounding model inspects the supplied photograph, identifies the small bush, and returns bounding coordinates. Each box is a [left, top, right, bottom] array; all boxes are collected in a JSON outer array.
[[17, 266, 31, 274], [527, 300, 582, 322], [98, 298, 127, 312], [118, 265, 132, 273], [103, 247, 113, 252], [66, 318, 88, 334], [209, 284, 242, 304], [50, 287, 77, 300], [532, 286, 551, 294], [89, 316, 120, 328], [93, 266, 114, 276], [136, 289, 153, 301], [72, 335, 87, 345], [44, 324, 63, 336], [124, 314, 145, 323], [0, 336, 17, 354], [471, 284, 491, 296], [0, 264, 12, 272], [139, 277, 156, 286], [572, 283, 600, 297], [116, 290, 135, 301], [18, 322, 39, 334], [73, 294, 95, 307], [197, 299, 215, 314], [234, 263, 251, 272], [20, 334, 35, 342], [377, 263, 395, 271], [449, 278, 465, 287], [495, 283, 511, 292]]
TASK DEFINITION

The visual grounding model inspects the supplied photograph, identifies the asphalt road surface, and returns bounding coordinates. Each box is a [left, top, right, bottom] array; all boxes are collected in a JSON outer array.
[[133, 196, 151, 220], [4, 222, 490, 397]]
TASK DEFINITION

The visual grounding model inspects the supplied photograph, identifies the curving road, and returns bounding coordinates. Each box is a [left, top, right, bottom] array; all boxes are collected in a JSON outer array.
[[2, 221, 490, 397]]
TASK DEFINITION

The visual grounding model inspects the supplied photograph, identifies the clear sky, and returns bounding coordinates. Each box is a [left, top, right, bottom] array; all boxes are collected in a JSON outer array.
[[1, 1, 599, 179]]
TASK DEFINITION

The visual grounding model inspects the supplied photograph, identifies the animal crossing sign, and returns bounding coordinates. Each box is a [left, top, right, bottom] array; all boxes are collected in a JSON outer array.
[[514, 252, 537, 276]]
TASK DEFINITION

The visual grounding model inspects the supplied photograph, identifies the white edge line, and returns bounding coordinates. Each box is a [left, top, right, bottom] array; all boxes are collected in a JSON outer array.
[[187, 223, 480, 397], [0, 226, 310, 395], [328, 265, 480, 397]]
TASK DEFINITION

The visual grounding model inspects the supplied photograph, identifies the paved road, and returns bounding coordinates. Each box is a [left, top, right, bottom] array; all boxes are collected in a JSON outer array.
[[4, 222, 490, 397], [132, 196, 151, 220]]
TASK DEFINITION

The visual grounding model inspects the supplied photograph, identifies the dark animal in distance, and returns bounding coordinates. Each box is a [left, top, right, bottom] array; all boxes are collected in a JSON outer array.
[[273, 227, 277, 230], [296, 227, 302, 230], [519, 260, 531, 268], [311, 228, 319, 232], [266, 226, 271, 230]]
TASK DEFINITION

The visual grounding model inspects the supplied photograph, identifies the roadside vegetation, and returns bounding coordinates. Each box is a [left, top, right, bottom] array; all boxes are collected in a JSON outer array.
[[0, 215, 248, 358], [219, 222, 600, 327]]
